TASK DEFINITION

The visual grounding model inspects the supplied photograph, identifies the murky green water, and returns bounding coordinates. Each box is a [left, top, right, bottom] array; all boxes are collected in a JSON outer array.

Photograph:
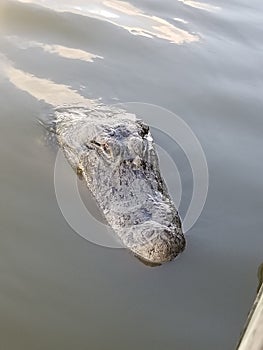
[[0, 1, 263, 349]]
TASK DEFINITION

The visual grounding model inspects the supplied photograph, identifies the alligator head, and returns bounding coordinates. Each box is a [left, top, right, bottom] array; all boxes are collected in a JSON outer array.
[[54, 105, 185, 265]]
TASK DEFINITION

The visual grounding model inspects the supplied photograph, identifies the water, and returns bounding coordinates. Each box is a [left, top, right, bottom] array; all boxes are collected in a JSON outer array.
[[0, 1, 263, 349]]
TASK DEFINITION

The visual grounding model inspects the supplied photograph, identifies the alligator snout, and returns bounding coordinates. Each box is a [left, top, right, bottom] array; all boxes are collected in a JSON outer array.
[[122, 222, 186, 264]]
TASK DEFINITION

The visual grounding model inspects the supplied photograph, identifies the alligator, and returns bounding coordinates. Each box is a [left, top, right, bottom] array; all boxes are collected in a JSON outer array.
[[52, 104, 186, 264]]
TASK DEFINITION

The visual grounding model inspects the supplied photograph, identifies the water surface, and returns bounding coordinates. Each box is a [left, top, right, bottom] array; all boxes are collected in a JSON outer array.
[[0, 1, 263, 349]]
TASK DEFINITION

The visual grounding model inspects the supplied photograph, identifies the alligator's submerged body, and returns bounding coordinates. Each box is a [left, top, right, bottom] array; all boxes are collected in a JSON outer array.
[[53, 105, 185, 264]]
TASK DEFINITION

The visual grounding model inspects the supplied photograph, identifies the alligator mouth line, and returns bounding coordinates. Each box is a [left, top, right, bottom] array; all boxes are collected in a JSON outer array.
[[133, 254, 163, 267]]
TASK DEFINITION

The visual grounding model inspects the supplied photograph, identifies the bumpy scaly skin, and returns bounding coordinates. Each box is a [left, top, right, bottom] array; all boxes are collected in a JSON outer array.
[[54, 105, 185, 264]]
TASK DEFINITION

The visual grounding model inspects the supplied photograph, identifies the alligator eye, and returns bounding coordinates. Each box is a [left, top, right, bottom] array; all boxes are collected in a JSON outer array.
[[90, 140, 101, 147], [90, 140, 110, 154], [90, 139, 119, 158], [137, 121, 149, 138]]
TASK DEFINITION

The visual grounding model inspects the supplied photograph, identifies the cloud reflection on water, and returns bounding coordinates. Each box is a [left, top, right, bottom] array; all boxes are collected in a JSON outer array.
[[5, 36, 104, 63], [16, 0, 199, 44], [1, 55, 94, 107], [178, 0, 220, 12]]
